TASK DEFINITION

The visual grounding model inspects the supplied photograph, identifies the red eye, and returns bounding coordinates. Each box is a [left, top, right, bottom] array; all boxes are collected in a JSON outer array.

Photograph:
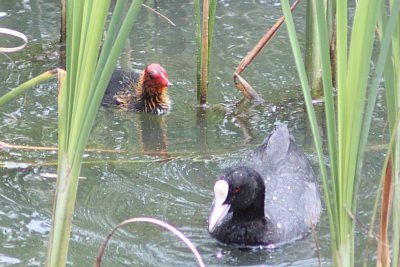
[[234, 186, 240, 193]]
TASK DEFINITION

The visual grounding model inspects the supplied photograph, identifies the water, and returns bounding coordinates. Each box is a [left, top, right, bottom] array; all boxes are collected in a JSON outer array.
[[0, 0, 388, 266]]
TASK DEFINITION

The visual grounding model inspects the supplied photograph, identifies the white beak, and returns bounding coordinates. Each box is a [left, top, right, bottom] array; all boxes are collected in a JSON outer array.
[[208, 180, 230, 232]]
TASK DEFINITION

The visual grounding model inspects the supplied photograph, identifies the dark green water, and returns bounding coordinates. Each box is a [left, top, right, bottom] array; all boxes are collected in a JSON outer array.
[[0, 1, 388, 266]]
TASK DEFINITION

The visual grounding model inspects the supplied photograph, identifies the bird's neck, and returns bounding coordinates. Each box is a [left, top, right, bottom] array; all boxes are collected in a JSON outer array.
[[233, 179, 265, 221], [134, 73, 170, 113], [233, 198, 265, 221]]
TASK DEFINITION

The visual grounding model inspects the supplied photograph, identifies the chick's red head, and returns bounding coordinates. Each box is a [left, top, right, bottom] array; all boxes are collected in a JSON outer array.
[[144, 63, 172, 89]]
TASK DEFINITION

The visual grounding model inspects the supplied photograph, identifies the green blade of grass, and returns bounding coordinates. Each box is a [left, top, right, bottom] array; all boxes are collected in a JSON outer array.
[[357, 0, 400, 216], [304, 1, 323, 97], [68, 1, 110, 156], [313, 0, 339, 239], [340, 0, 380, 250], [335, 0, 380, 264], [388, 1, 400, 265], [0, 70, 57, 106], [65, 0, 84, 148], [355, 1, 400, 265], [47, 68, 69, 266], [47, 1, 143, 265], [74, 0, 144, 168], [91, 0, 129, 90], [280, 0, 337, 263], [336, 1, 347, 198]]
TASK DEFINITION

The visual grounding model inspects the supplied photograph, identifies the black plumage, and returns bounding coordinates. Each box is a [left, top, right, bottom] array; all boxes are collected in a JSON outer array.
[[208, 124, 322, 248]]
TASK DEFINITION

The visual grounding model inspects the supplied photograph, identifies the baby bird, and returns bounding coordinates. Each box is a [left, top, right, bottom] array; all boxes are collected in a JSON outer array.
[[102, 63, 172, 114]]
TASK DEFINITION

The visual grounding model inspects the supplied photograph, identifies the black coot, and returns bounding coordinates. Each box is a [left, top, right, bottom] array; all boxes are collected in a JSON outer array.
[[208, 124, 322, 248]]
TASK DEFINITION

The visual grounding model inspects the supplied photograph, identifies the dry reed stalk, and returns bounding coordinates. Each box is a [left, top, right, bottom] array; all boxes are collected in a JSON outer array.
[[199, 0, 209, 105], [233, 0, 300, 101]]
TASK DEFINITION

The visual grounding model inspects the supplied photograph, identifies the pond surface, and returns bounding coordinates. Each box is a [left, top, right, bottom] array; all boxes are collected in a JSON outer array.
[[0, 0, 388, 266]]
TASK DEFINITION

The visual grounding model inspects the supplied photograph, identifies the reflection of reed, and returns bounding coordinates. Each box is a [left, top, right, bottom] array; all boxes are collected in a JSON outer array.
[[196, 102, 255, 148], [232, 99, 255, 144], [234, 114, 254, 144], [136, 113, 171, 160], [196, 108, 208, 151], [304, 102, 325, 150]]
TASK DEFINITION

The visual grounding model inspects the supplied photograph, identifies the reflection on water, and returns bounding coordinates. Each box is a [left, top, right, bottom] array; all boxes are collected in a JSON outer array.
[[0, 0, 388, 266], [137, 113, 170, 159]]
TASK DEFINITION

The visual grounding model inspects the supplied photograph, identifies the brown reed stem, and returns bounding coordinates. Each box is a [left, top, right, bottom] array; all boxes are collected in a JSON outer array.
[[233, 0, 300, 101], [199, 0, 209, 106]]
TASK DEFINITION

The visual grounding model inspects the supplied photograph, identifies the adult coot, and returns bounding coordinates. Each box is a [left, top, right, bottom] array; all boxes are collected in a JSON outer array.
[[208, 124, 322, 248], [102, 63, 172, 114]]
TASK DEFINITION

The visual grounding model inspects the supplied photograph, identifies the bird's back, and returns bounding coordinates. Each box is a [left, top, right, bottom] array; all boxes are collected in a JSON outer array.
[[102, 70, 140, 106], [240, 124, 321, 245]]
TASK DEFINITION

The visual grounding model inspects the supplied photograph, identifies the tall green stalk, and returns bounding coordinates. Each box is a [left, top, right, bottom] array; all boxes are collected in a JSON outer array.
[[357, 1, 400, 265], [339, 1, 380, 265], [384, 1, 400, 266], [0, 70, 57, 106], [47, 1, 144, 266], [313, 0, 339, 261], [304, 1, 323, 98], [279, 2, 335, 265], [281, 0, 395, 265]]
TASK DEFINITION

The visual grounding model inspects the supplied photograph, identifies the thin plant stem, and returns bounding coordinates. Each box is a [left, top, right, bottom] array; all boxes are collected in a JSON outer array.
[[280, 0, 337, 263], [199, 0, 209, 106], [0, 69, 58, 106], [93, 217, 205, 267]]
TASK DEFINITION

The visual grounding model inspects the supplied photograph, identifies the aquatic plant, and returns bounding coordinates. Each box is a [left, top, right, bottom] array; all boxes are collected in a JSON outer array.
[[46, 1, 144, 265], [0, 70, 57, 106], [0, 27, 28, 53], [280, 0, 400, 266], [94, 217, 204, 267], [194, 0, 217, 106], [233, 0, 299, 103]]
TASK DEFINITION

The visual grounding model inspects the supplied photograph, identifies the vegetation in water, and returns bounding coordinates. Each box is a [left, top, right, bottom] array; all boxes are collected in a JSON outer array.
[[0, 0, 399, 266]]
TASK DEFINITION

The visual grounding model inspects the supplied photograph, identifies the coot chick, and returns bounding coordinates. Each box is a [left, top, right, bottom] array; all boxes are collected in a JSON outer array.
[[208, 124, 322, 248], [102, 64, 172, 114]]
